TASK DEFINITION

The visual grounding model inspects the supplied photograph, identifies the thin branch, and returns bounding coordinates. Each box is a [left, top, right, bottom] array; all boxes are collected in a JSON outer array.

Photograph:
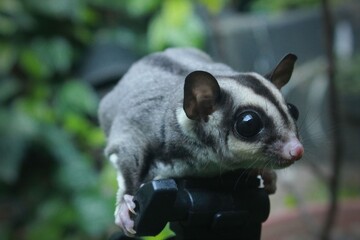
[[320, 0, 343, 239]]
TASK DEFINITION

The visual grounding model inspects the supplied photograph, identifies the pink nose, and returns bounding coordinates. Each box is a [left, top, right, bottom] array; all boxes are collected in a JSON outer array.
[[289, 144, 304, 161], [282, 138, 304, 161]]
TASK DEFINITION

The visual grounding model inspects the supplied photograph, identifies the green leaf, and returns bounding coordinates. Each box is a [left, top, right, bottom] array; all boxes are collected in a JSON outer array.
[[62, 112, 104, 147], [143, 223, 175, 240], [199, 0, 228, 14], [98, 164, 118, 195], [0, 15, 17, 35], [0, 0, 22, 13], [57, 158, 97, 191], [148, 1, 205, 51], [28, 221, 61, 240], [284, 194, 298, 208], [123, 0, 162, 17], [73, 195, 113, 237], [20, 47, 51, 80], [94, 27, 138, 47], [0, 223, 10, 240], [0, 42, 17, 75], [19, 96, 55, 123], [38, 125, 97, 191], [73, 25, 93, 44], [163, 0, 192, 26], [0, 78, 20, 103], [0, 0, 36, 31], [0, 128, 26, 183], [48, 38, 73, 74], [28, 199, 76, 240], [57, 158, 96, 191], [87, 0, 124, 10], [38, 199, 76, 225], [77, 6, 99, 25], [21, 38, 73, 80], [251, 0, 320, 12], [55, 80, 99, 117], [0, 109, 37, 183], [86, 127, 105, 148], [25, 0, 85, 21]]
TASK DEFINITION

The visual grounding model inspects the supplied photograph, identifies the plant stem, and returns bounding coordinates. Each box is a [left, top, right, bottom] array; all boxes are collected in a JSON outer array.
[[320, 0, 343, 239]]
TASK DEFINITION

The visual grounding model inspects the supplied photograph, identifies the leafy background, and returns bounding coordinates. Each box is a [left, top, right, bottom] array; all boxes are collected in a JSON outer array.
[[0, 0, 222, 239], [0, 0, 342, 239]]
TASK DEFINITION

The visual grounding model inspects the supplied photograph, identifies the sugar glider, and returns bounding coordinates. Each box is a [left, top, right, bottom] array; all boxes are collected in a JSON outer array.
[[98, 48, 304, 236]]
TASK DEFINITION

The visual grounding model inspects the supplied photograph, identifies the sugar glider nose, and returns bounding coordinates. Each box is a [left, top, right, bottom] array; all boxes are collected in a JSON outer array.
[[290, 144, 304, 160], [282, 138, 304, 161]]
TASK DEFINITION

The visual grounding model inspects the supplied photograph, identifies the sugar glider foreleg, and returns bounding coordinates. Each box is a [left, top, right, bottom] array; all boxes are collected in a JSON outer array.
[[98, 48, 304, 236]]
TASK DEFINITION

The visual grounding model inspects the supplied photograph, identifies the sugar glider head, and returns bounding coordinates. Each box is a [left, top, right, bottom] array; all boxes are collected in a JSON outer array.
[[182, 54, 304, 169]]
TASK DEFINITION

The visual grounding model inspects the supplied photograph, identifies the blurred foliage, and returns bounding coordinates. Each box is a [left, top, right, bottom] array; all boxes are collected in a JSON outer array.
[[250, 0, 320, 12], [0, 0, 336, 239], [283, 194, 299, 208], [0, 0, 226, 239], [148, 0, 204, 51], [249, 0, 344, 12], [336, 54, 360, 95]]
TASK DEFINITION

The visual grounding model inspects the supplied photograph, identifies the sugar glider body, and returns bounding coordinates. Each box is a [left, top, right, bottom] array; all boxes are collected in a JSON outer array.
[[98, 48, 303, 236]]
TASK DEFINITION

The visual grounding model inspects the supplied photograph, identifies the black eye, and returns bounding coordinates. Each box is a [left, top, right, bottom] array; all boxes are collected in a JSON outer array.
[[287, 103, 299, 120], [234, 111, 263, 138]]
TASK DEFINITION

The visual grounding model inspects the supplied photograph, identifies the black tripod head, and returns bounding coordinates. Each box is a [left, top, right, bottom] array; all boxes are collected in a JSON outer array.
[[110, 170, 270, 240]]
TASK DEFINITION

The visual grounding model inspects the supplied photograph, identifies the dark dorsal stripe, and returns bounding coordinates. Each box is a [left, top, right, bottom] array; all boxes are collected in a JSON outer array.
[[144, 56, 291, 126], [143, 54, 190, 76], [232, 75, 290, 126]]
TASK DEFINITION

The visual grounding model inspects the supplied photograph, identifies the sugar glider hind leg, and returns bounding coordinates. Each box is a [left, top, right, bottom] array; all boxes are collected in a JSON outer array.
[[110, 156, 137, 236]]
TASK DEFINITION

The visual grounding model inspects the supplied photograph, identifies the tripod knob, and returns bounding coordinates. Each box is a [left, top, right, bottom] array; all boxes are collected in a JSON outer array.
[[133, 179, 178, 236]]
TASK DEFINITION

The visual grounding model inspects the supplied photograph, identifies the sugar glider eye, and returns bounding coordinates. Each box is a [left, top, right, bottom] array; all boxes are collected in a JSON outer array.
[[287, 103, 299, 121], [234, 111, 263, 138]]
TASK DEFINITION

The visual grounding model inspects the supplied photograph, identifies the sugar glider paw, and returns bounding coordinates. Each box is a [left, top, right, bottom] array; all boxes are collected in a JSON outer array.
[[124, 194, 137, 215], [115, 194, 137, 237], [261, 169, 277, 194], [250, 169, 277, 194]]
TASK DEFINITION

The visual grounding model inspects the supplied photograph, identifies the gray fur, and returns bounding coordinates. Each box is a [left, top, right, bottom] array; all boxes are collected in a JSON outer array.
[[98, 47, 299, 195]]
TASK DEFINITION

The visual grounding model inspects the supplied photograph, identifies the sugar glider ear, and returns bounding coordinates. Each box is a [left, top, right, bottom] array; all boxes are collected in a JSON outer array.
[[183, 71, 221, 122], [265, 54, 297, 89]]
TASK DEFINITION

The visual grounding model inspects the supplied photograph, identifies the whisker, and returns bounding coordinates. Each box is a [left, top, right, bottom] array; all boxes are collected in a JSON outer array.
[[233, 158, 262, 190], [298, 107, 312, 131]]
